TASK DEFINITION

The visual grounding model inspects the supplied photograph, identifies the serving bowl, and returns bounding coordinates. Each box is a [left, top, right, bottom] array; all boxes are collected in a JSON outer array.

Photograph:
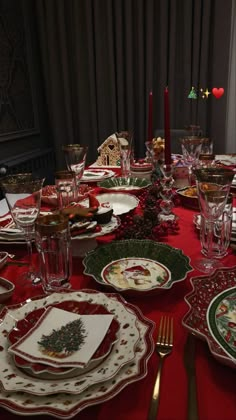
[[176, 186, 199, 210], [83, 239, 193, 296], [98, 177, 151, 194]]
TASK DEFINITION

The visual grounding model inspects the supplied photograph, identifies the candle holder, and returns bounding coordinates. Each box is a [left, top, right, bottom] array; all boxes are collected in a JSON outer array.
[[158, 164, 177, 221]]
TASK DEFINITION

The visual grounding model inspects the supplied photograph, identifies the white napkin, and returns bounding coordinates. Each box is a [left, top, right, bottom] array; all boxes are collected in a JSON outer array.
[[8, 307, 114, 368]]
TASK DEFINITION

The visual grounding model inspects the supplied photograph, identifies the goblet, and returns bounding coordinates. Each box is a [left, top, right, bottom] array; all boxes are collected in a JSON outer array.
[[62, 144, 88, 197], [193, 167, 234, 273], [1, 174, 45, 283], [179, 137, 203, 185]]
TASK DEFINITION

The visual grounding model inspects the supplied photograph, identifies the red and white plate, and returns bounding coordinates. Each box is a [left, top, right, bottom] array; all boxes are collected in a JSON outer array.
[[8, 299, 120, 378], [0, 289, 154, 417], [81, 169, 116, 182], [182, 266, 236, 369]]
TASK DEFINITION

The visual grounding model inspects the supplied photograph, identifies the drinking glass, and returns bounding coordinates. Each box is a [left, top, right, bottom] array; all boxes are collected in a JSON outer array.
[[117, 132, 133, 177], [158, 163, 177, 221], [1, 174, 45, 283], [193, 167, 234, 273], [55, 170, 77, 210], [179, 137, 203, 185], [62, 144, 88, 197]]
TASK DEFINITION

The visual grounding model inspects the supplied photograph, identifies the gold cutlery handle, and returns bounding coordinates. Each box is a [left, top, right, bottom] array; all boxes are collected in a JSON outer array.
[[148, 356, 164, 420]]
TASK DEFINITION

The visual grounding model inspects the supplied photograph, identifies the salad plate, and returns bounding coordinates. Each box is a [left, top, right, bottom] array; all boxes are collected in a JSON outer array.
[[182, 266, 236, 369], [0, 290, 140, 396], [0, 290, 154, 418], [81, 193, 139, 216], [98, 177, 151, 193], [83, 239, 193, 295], [8, 299, 120, 378], [81, 169, 115, 182]]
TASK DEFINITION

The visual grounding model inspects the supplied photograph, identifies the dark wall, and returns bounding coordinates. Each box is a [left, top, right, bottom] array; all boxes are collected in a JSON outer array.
[[0, 0, 52, 162]]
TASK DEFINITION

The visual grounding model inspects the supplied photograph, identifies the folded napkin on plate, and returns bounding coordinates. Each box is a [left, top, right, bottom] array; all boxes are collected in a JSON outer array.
[[8, 307, 114, 368]]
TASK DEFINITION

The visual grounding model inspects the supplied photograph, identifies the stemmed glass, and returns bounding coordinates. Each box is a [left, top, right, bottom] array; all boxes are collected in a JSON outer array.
[[179, 137, 203, 185], [0, 174, 45, 283], [62, 144, 88, 198], [193, 167, 234, 273]]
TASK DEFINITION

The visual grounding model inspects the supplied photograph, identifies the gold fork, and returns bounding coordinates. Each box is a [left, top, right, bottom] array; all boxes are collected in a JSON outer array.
[[148, 316, 174, 420]]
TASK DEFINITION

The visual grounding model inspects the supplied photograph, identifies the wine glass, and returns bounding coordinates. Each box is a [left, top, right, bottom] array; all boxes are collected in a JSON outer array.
[[193, 167, 234, 273], [62, 144, 88, 197], [179, 137, 203, 185], [0, 174, 45, 284]]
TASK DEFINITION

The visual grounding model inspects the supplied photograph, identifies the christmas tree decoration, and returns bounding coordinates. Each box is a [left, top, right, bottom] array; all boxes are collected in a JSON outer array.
[[38, 319, 87, 358], [188, 87, 197, 99]]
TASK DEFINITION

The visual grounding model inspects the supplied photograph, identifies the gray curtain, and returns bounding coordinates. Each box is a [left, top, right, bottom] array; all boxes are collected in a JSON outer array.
[[33, 0, 233, 169]]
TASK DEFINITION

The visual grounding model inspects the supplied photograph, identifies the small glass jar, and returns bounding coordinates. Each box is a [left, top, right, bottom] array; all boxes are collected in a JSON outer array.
[[35, 214, 72, 291], [198, 154, 216, 168]]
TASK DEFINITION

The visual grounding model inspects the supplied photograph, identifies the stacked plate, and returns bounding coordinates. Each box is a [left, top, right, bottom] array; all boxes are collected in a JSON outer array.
[[182, 266, 236, 369], [81, 169, 116, 182], [0, 289, 155, 418]]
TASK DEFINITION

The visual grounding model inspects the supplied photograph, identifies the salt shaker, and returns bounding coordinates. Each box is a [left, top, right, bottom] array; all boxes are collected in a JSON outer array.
[[35, 214, 72, 291]]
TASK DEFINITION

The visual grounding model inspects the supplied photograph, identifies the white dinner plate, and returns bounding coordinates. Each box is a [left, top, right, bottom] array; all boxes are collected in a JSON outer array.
[[81, 169, 115, 182], [80, 193, 139, 216]]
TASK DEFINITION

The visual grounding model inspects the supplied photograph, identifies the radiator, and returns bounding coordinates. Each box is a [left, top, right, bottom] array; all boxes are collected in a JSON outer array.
[[0, 148, 55, 185]]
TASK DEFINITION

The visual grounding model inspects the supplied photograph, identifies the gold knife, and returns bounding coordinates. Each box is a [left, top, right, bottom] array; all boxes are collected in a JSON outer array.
[[184, 334, 199, 420]]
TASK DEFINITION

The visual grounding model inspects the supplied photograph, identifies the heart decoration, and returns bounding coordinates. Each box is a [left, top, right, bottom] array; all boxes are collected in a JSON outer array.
[[212, 87, 224, 99]]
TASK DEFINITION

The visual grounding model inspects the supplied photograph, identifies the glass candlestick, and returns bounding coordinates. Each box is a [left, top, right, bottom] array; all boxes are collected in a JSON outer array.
[[158, 164, 177, 221]]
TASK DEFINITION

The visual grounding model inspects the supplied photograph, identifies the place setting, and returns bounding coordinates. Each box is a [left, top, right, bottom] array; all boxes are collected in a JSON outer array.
[[0, 289, 155, 418]]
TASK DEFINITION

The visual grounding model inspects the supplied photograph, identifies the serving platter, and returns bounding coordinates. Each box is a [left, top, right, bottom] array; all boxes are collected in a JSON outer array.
[[0, 291, 140, 396], [176, 186, 199, 210], [182, 266, 236, 369], [83, 239, 193, 295], [98, 177, 151, 194], [0, 290, 155, 418]]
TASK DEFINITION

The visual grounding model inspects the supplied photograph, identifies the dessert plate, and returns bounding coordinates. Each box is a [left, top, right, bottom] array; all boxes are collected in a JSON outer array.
[[83, 239, 193, 295], [81, 193, 139, 216], [71, 215, 120, 240], [0, 295, 154, 418], [81, 169, 115, 182], [182, 266, 236, 369], [8, 300, 119, 378], [0, 290, 140, 395], [207, 287, 236, 361], [98, 177, 151, 193]]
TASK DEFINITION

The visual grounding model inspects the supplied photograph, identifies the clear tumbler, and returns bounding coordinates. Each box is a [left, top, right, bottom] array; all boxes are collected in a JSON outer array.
[[35, 214, 72, 292]]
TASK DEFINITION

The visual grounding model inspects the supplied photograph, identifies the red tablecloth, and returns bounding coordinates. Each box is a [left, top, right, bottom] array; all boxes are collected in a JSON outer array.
[[0, 177, 236, 420]]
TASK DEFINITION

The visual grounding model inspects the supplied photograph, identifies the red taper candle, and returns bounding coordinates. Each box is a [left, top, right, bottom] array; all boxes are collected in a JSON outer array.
[[164, 87, 171, 164]]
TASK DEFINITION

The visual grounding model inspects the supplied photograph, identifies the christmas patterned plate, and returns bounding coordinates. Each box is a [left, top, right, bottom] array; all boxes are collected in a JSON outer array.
[[182, 266, 236, 369], [83, 239, 193, 295], [98, 177, 151, 194], [8, 300, 120, 378], [207, 287, 236, 361], [71, 215, 120, 240], [0, 290, 154, 418], [0, 290, 141, 395], [80, 193, 139, 216]]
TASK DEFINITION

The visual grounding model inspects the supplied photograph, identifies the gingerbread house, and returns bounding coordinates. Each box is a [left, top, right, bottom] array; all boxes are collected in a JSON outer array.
[[95, 132, 130, 166]]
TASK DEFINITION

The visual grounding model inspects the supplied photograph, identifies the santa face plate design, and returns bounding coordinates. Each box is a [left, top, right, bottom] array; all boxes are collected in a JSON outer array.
[[102, 258, 171, 291]]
